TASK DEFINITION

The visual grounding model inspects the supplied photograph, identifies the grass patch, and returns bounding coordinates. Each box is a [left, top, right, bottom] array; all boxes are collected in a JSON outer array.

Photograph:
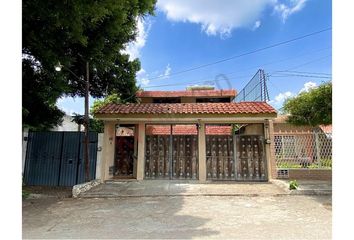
[[22, 189, 30, 199]]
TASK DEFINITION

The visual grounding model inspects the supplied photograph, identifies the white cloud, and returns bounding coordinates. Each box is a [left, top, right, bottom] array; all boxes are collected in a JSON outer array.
[[299, 81, 317, 93], [274, 0, 308, 22], [268, 80, 317, 109], [136, 64, 172, 87], [139, 78, 150, 86], [268, 91, 294, 108], [252, 20, 262, 30], [157, 0, 307, 37], [122, 18, 152, 61], [160, 63, 171, 79], [136, 68, 150, 86]]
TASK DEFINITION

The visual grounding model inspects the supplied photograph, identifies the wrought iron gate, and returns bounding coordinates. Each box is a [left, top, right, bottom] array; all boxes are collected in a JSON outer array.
[[144, 124, 198, 180], [206, 134, 235, 180], [24, 131, 97, 186], [206, 133, 267, 181], [235, 135, 267, 181]]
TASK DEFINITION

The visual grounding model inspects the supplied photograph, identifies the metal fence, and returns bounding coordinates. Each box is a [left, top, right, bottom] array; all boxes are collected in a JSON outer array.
[[274, 131, 332, 169], [24, 131, 98, 186], [235, 69, 269, 102]]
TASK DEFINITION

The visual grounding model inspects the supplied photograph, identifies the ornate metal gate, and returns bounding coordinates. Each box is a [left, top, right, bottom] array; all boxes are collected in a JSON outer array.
[[235, 135, 267, 181], [205, 124, 267, 181], [206, 134, 236, 180], [144, 124, 198, 180]]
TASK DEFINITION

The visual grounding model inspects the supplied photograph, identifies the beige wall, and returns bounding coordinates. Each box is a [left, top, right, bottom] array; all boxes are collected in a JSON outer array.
[[140, 98, 153, 103], [243, 123, 264, 135], [274, 123, 314, 133], [181, 97, 196, 103], [136, 123, 145, 180], [264, 120, 277, 180], [198, 123, 206, 182], [288, 169, 332, 181], [101, 121, 116, 181]]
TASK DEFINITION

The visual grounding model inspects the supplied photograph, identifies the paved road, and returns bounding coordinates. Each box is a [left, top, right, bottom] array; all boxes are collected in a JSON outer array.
[[23, 195, 331, 239]]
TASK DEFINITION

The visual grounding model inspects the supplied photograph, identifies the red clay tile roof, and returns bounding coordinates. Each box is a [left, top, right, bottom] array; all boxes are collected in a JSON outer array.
[[96, 102, 276, 115], [136, 89, 237, 98], [319, 125, 332, 134]]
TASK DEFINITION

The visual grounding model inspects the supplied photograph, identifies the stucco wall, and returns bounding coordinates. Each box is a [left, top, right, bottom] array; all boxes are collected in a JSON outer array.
[[243, 123, 264, 135], [288, 169, 332, 181]]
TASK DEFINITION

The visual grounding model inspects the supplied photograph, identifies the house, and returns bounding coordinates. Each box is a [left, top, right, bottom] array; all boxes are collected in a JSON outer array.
[[51, 114, 84, 132], [94, 87, 278, 182], [272, 115, 332, 180]]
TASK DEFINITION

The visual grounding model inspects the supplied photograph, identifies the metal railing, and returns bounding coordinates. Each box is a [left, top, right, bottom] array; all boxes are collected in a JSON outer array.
[[274, 131, 332, 169]]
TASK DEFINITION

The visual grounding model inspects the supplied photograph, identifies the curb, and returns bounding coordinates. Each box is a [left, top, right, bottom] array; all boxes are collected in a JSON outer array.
[[271, 179, 332, 196], [73, 180, 102, 198]]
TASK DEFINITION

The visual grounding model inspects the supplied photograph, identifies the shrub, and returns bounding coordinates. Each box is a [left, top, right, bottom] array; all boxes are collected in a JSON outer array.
[[289, 180, 299, 190]]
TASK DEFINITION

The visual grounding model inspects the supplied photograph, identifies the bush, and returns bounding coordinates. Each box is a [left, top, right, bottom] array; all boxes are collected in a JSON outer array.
[[289, 180, 299, 190]]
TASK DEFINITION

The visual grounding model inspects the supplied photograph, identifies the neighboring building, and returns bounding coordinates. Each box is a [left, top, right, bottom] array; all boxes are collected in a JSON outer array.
[[273, 115, 332, 173], [94, 87, 277, 182], [51, 115, 84, 132]]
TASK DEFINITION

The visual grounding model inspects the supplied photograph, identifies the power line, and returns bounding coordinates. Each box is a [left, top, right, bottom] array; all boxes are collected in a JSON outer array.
[[269, 54, 331, 76], [143, 54, 332, 90], [144, 75, 250, 89], [144, 27, 332, 81], [271, 74, 331, 79], [274, 70, 331, 76], [146, 46, 331, 86]]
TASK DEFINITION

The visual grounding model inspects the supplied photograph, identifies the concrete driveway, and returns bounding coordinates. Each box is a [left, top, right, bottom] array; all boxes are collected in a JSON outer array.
[[23, 194, 331, 239]]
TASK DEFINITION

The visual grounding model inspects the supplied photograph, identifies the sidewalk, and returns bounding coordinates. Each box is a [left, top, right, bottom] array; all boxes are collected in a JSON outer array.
[[78, 180, 288, 198]]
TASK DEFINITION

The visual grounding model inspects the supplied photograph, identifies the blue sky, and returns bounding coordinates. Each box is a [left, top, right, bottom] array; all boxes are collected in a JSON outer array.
[[57, 0, 332, 114]]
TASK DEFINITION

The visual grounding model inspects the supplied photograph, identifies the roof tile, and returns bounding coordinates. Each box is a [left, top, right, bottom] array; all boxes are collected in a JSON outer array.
[[96, 102, 276, 115]]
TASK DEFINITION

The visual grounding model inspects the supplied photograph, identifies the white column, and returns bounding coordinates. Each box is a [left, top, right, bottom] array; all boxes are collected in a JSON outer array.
[[95, 133, 104, 180]]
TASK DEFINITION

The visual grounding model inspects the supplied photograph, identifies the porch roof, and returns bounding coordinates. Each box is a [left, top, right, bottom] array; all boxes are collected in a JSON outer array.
[[95, 102, 276, 116]]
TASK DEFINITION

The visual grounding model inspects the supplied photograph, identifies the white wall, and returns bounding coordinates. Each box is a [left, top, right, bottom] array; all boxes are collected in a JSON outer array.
[[51, 115, 84, 132]]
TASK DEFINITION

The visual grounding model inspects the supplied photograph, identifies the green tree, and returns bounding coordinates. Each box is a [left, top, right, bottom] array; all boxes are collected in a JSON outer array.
[[23, 0, 156, 130], [89, 93, 123, 133], [283, 82, 332, 126], [91, 93, 122, 114], [23, 58, 65, 130], [71, 113, 104, 133]]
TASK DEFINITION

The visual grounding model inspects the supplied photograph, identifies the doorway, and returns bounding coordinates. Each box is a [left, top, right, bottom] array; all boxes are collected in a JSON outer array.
[[114, 125, 136, 178]]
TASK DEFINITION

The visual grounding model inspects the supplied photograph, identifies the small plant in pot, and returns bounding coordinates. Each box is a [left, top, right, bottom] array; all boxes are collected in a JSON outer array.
[[289, 180, 299, 190]]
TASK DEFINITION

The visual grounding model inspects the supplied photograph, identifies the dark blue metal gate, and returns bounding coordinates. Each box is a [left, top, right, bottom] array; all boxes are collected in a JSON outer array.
[[24, 131, 98, 186]]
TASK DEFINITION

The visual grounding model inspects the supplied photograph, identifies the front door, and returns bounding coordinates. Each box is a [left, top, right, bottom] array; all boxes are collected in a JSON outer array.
[[114, 136, 135, 177], [144, 124, 198, 180]]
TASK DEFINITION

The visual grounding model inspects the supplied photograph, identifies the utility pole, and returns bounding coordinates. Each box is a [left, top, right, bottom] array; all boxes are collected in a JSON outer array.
[[84, 61, 90, 182]]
